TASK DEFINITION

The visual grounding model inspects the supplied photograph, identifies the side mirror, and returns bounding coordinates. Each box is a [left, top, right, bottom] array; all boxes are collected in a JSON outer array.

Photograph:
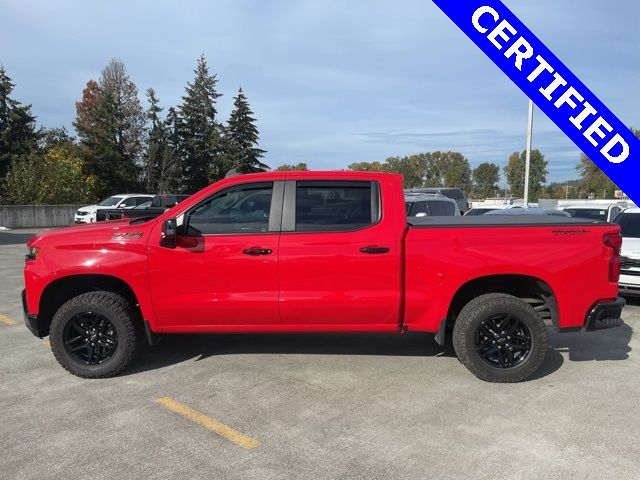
[[161, 218, 177, 248]]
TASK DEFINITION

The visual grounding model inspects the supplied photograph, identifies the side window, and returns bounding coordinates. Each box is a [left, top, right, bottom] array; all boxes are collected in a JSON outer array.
[[610, 207, 621, 221], [185, 183, 273, 235], [295, 181, 376, 232], [119, 197, 137, 208]]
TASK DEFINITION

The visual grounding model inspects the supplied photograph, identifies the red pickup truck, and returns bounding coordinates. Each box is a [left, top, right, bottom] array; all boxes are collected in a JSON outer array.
[[23, 171, 625, 382]]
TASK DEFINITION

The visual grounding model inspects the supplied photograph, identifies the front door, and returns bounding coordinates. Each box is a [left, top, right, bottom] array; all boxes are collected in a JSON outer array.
[[148, 181, 282, 328]]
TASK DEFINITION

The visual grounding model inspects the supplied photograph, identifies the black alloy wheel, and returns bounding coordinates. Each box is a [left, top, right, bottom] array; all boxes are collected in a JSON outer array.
[[474, 313, 532, 369], [452, 293, 549, 382], [63, 312, 119, 365]]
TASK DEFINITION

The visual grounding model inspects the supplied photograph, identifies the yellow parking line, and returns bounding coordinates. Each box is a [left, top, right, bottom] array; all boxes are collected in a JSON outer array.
[[155, 397, 260, 449], [0, 315, 17, 326]]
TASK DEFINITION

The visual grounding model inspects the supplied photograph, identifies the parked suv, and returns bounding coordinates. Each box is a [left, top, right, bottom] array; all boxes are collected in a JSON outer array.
[[615, 207, 640, 296], [405, 188, 468, 214], [75, 194, 154, 224], [405, 193, 460, 217]]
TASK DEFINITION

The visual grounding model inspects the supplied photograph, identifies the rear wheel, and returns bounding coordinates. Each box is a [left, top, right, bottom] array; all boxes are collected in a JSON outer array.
[[452, 293, 548, 382], [50, 291, 140, 378]]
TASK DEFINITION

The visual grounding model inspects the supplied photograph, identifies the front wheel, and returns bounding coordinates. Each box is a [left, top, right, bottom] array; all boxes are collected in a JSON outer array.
[[50, 291, 141, 378], [452, 293, 549, 383]]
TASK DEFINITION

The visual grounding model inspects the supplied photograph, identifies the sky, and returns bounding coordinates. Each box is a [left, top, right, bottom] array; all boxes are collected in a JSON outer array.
[[1, 0, 639, 184]]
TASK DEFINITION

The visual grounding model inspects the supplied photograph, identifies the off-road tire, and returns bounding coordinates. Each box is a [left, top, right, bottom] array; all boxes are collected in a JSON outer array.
[[50, 291, 140, 378], [452, 293, 549, 383]]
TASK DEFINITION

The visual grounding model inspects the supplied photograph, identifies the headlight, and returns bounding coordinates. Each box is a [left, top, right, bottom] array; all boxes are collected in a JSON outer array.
[[25, 247, 40, 262]]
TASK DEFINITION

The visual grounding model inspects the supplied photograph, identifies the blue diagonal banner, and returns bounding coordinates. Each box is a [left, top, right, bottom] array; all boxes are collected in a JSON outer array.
[[431, 0, 639, 203]]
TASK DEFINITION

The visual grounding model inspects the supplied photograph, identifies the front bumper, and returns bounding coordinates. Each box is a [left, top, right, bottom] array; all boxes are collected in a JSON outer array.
[[22, 289, 45, 338], [74, 214, 95, 224], [584, 297, 626, 331]]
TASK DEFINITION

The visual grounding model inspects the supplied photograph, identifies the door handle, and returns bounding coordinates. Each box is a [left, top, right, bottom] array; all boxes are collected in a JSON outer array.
[[243, 247, 273, 256], [360, 246, 390, 254]]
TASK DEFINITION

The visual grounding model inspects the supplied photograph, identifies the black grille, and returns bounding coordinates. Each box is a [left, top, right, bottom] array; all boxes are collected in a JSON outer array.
[[621, 257, 640, 269]]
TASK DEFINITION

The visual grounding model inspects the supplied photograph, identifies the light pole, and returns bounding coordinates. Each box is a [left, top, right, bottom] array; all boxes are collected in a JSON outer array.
[[523, 99, 534, 207]]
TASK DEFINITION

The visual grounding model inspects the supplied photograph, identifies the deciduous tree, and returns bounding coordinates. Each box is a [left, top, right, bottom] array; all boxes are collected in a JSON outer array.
[[73, 60, 145, 195], [504, 149, 548, 200], [275, 163, 308, 171], [472, 162, 500, 198], [424, 151, 472, 193]]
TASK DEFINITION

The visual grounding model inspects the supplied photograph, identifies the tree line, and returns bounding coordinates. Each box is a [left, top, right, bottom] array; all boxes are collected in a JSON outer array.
[[346, 138, 638, 200], [0, 56, 267, 204]]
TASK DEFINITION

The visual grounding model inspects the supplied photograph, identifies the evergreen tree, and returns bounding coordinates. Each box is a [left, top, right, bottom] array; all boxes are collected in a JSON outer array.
[[73, 60, 145, 196], [142, 89, 181, 193], [178, 55, 223, 192], [143, 88, 163, 192], [224, 88, 268, 174], [0, 66, 38, 180]]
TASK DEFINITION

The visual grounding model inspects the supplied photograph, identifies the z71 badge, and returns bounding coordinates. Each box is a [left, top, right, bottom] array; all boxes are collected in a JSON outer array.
[[112, 232, 143, 240]]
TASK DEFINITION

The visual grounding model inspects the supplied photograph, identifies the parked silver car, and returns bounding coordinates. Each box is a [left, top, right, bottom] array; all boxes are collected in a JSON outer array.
[[405, 188, 468, 214], [405, 193, 461, 217]]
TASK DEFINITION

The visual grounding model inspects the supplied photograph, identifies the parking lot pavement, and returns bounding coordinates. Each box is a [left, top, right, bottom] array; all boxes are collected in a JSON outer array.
[[1, 229, 639, 480]]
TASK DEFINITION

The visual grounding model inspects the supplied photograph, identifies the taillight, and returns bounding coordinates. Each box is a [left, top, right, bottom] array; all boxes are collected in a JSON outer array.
[[604, 232, 622, 282], [604, 233, 622, 252]]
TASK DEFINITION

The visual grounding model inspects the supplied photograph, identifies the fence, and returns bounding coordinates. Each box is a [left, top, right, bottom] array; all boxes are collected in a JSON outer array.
[[0, 205, 82, 229]]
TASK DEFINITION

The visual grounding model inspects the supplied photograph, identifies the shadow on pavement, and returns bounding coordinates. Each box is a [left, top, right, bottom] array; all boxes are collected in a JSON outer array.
[[124, 332, 458, 376], [623, 295, 640, 307], [125, 317, 634, 380], [0, 232, 35, 246]]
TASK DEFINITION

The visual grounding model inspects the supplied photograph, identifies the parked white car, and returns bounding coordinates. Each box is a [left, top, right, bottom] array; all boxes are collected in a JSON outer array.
[[74, 194, 154, 224], [561, 203, 624, 222], [614, 208, 640, 296]]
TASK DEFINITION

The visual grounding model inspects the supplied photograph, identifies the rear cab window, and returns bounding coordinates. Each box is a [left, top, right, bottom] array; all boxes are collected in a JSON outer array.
[[288, 181, 380, 232]]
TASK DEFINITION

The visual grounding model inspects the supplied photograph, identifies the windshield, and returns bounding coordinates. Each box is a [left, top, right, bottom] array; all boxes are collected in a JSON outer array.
[[615, 213, 640, 238], [465, 208, 496, 216], [97, 196, 123, 206], [564, 208, 607, 221]]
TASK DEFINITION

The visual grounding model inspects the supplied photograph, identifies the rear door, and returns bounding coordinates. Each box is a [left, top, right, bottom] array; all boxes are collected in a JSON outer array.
[[277, 179, 402, 328]]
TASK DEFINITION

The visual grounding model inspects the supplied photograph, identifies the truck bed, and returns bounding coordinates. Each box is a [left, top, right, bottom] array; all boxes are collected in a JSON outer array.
[[407, 215, 605, 227]]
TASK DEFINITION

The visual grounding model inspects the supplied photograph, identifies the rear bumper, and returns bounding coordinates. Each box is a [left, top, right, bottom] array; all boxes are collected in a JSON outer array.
[[584, 297, 626, 331], [22, 289, 45, 338]]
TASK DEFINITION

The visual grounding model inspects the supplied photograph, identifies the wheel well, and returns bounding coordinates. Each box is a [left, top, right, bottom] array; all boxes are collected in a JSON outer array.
[[38, 274, 142, 337], [447, 275, 558, 327]]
